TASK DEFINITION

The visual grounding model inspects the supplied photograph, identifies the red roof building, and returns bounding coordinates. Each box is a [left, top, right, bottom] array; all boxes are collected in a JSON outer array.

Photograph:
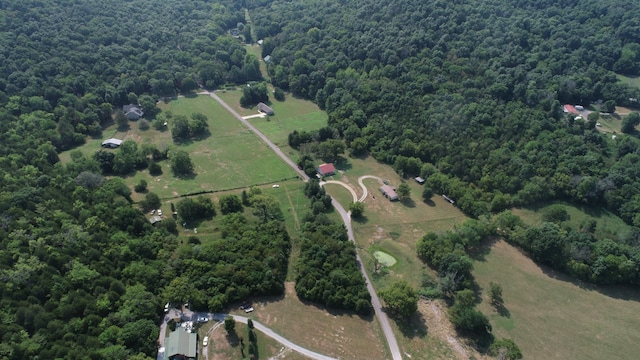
[[563, 104, 579, 114], [317, 163, 336, 176]]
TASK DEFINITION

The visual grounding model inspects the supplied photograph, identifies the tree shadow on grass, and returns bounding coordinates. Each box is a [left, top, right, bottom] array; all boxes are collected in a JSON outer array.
[[335, 156, 352, 171], [423, 199, 436, 207], [395, 311, 428, 339], [173, 171, 197, 181], [494, 303, 511, 318], [401, 198, 416, 208], [467, 237, 499, 262], [352, 215, 369, 224]]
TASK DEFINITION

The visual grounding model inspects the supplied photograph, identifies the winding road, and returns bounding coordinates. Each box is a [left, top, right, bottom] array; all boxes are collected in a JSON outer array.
[[158, 308, 337, 360], [202, 91, 402, 360]]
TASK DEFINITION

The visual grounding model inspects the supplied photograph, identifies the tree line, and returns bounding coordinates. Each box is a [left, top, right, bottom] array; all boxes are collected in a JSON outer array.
[[294, 180, 373, 314]]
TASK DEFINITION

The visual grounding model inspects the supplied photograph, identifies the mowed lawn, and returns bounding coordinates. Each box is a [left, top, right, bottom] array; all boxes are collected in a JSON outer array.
[[216, 89, 328, 151], [474, 240, 640, 360], [126, 95, 298, 198]]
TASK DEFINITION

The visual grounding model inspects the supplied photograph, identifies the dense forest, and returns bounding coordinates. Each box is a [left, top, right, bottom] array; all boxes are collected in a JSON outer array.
[[0, 1, 286, 358], [251, 0, 640, 284], [295, 180, 372, 314], [2, 0, 640, 357]]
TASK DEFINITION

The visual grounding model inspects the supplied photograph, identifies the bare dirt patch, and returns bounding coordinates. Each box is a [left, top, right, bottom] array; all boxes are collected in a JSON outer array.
[[418, 299, 489, 360]]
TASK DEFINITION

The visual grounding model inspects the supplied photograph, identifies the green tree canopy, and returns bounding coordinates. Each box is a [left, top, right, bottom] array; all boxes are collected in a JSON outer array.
[[379, 281, 418, 318]]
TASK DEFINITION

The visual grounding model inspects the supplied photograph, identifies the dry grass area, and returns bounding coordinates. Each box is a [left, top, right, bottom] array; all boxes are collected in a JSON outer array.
[[328, 155, 472, 357], [474, 240, 640, 360], [399, 299, 490, 360], [234, 282, 389, 360], [207, 320, 310, 360]]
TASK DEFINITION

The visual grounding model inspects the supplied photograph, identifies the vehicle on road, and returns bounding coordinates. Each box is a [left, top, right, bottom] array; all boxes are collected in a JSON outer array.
[[164, 303, 169, 313], [197, 316, 208, 323], [203, 336, 208, 346]]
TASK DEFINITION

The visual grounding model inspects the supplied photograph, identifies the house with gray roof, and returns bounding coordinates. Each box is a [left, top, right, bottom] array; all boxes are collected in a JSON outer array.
[[123, 104, 144, 120]]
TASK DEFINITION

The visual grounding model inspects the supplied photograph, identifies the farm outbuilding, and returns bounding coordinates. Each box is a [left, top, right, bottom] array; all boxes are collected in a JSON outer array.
[[101, 138, 123, 148], [257, 102, 274, 115], [317, 163, 336, 176], [414, 177, 425, 184], [380, 185, 399, 201]]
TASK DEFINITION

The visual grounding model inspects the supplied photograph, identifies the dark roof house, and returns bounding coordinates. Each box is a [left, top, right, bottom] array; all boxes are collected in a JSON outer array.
[[317, 163, 336, 176], [380, 185, 399, 201], [101, 138, 123, 148], [164, 327, 197, 360], [257, 102, 274, 115], [123, 104, 144, 120]]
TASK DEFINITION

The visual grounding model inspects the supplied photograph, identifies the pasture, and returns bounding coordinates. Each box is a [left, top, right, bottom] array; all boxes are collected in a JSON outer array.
[[325, 155, 473, 358], [215, 88, 328, 155], [205, 319, 309, 360], [474, 240, 640, 360], [511, 201, 633, 242], [129, 95, 297, 199], [232, 282, 389, 360]]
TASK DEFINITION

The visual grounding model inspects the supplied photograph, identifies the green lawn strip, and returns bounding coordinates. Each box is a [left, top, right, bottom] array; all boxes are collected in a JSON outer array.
[[323, 183, 356, 210], [616, 73, 640, 89], [249, 111, 327, 147], [474, 240, 640, 360]]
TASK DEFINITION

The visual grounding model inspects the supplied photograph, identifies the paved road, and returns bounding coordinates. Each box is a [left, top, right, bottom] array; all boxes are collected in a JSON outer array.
[[209, 92, 402, 360], [159, 308, 335, 360]]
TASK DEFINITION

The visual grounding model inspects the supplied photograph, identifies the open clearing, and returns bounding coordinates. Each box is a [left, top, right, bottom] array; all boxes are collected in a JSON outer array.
[[319, 155, 470, 357], [206, 319, 310, 360], [216, 89, 327, 161], [511, 201, 633, 242], [130, 95, 297, 198], [474, 240, 640, 360], [616, 73, 640, 89], [234, 282, 388, 360]]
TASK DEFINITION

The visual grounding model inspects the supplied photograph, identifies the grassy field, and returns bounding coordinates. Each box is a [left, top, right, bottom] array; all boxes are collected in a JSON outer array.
[[61, 95, 297, 200], [215, 88, 328, 154], [321, 155, 472, 358], [230, 282, 389, 360], [474, 240, 640, 360], [136, 95, 297, 198], [616, 73, 640, 89], [206, 319, 310, 360], [511, 201, 634, 242]]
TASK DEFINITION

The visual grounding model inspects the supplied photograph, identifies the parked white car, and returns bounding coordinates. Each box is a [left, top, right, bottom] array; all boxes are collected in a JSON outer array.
[[203, 336, 209, 346], [157, 209, 163, 216]]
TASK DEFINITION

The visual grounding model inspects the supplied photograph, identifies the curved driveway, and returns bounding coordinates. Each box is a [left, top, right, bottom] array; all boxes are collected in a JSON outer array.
[[208, 91, 402, 360], [320, 180, 358, 202]]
